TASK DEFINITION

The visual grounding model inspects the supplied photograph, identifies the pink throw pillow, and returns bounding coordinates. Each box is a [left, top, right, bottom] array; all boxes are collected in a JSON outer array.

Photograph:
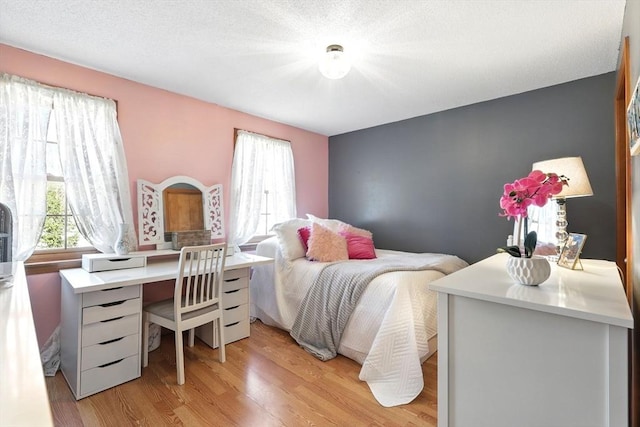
[[298, 226, 311, 250], [340, 231, 377, 260], [337, 223, 373, 239], [306, 223, 348, 262]]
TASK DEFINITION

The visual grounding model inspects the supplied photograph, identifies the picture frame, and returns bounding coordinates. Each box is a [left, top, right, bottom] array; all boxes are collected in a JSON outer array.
[[558, 233, 587, 270], [628, 75, 640, 156]]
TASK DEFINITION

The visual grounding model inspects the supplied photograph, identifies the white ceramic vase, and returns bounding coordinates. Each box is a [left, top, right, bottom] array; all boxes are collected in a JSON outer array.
[[114, 223, 130, 255], [506, 255, 551, 286]]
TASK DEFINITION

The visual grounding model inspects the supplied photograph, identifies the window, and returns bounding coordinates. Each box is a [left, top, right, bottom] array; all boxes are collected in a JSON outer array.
[[37, 115, 91, 251], [1, 73, 134, 268], [228, 130, 296, 246]]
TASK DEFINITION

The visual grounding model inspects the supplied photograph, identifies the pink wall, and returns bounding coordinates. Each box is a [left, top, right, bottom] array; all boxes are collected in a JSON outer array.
[[0, 44, 329, 347]]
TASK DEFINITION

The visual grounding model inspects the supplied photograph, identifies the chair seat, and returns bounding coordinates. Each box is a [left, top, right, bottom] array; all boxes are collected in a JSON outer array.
[[145, 297, 221, 323]]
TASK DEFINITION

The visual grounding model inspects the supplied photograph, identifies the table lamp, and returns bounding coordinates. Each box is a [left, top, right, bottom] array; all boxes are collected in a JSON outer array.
[[532, 156, 593, 253]]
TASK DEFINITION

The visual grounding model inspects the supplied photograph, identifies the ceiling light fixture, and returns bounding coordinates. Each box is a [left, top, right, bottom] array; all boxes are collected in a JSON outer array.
[[319, 44, 351, 80]]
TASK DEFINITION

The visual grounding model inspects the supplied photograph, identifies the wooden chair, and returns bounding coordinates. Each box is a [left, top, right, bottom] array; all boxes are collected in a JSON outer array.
[[142, 243, 227, 385]]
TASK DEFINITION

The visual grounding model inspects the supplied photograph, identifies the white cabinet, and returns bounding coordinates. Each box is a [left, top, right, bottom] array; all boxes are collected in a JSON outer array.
[[195, 267, 251, 347], [60, 280, 142, 400], [430, 254, 634, 427]]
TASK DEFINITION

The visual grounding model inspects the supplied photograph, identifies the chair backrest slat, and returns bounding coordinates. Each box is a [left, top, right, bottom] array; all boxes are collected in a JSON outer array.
[[174, 243, 226, 321]]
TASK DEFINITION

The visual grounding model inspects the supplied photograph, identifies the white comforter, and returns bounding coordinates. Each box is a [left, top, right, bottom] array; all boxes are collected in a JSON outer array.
[[249, 237, 467, 407]]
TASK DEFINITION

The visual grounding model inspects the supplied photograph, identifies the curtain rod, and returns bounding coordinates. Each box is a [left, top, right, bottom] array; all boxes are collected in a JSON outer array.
[[234, 128, 291, 144]]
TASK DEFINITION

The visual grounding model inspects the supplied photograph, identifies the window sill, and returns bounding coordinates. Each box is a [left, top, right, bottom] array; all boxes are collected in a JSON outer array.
[[25, 248, 98, 275]]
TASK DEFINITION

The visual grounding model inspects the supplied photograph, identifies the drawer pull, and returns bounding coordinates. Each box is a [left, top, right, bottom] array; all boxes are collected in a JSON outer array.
[[224, 289, 240, 295], [109, 258, 131, 262], [103, 287, 123, 291], [100, 316, 124, 323], [225, 305, 240, 311], [99, 337, 124, 345], [98, 358, 124, 368], [226, 321, 240, 327], [225, 278, 240, 282], [100, 300, 126, 308]]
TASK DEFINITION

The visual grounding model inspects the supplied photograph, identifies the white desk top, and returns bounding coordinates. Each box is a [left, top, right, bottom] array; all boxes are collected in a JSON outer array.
[[0, 262, 54, 426], [430, 253, 633, 329], [60, 252, 273, 294]]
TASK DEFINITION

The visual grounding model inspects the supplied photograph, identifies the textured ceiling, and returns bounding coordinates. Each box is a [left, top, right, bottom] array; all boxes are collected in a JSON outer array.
[[0, 0, 627, 136]]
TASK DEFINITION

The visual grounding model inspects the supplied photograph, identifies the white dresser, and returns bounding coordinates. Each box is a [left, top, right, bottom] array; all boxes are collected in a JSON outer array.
[[60, 282, 142, 399], [430, 253, 634, 427], [0, 262, 53, 426], [195, 267, 250, 347], [60, 251, 272, 399]]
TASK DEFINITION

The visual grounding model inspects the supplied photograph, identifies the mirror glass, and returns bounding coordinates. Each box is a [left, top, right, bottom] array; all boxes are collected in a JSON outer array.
[[163, 183, 204, 233]]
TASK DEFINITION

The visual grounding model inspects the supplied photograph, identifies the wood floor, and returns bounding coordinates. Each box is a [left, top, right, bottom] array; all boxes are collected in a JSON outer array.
[[46, 320, 438, 426]]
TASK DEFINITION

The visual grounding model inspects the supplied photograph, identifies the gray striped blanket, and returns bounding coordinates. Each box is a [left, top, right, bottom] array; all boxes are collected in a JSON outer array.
[[289, 253, 467, 361]]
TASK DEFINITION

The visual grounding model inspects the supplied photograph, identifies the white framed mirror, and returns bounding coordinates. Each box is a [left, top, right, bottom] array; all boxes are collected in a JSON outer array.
[[137, 176, 224, 246]]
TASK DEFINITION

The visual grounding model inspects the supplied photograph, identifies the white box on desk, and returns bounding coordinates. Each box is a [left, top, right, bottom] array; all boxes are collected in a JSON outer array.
[[82, 253, 147, 272]]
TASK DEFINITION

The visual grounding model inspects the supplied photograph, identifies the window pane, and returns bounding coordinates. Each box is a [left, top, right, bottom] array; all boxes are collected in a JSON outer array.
[[38, 215, 65, 249], [46, 181, 65, 215], [46, 141, 62, 178], [68, 218, 91, 248]]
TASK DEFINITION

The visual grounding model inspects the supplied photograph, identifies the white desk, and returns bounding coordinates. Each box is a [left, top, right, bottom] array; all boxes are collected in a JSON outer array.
[[59, 251, 272, 399], [0, 262, 54, 426], [430, 253, 633, 427]]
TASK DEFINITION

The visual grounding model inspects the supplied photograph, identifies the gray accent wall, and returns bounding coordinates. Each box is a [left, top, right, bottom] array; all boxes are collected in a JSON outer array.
[[329, 73, 616, 264]]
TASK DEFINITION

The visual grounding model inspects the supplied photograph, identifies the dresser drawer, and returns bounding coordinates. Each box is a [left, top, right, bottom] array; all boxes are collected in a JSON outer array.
[[222, 288, 248, 308], [195, 317, 250, 348], [223, 303, 248, 326], [223, 268, 249, 282], [82, 298, 140, 325], [224, 319, 250, 344], [82, 313, 139, 347], [83, 285, 140, 307], [80, 354, 139, 397], [81, 333, 139, 370]]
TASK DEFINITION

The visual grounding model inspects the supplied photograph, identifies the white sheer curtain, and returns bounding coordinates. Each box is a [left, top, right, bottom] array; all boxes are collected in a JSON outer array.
[[0, 74, 51, 260], [54, 91, 136, 253], [228, 130, 296, 246], [0, 73, 136, 258]]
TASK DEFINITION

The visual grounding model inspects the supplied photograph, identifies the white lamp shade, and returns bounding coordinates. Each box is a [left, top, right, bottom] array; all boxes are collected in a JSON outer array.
[[532, 156, 593, 198], [319, 45, 351, 79]]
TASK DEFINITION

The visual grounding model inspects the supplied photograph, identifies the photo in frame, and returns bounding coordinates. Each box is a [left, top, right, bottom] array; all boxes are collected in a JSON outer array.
[[628, 75, 640, 156], [558, 233, 587, 270]]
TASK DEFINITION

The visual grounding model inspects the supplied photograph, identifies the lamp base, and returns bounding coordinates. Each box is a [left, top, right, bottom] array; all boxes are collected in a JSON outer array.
[[555, 198, 568, 254]]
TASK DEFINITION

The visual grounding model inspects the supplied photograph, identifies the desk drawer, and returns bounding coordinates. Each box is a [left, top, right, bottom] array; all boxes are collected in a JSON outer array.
[[223, 303, 248, 326], [222, 288, 248, 308], [223, 274, 248, 293], [195, 317, 250, 347], [83, 285, 140, 307], [223, 268, 249, 282], [80, 354, 139, 397], [83, 298, 140, 325], [81, 333, 139, 370], [224, 319, 250, 344], [82, 313, 139, 347]]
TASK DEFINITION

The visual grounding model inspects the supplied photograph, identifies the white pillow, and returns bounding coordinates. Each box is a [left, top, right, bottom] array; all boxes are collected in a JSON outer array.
[[305, 214, 347, 233], [271, 218, 311, 261]]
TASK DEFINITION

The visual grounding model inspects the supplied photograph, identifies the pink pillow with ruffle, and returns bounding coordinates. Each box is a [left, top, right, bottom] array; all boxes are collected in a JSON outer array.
[[340, 231, 376, 259], [297, 226, 311, 250], [306, 223, 348, 262]]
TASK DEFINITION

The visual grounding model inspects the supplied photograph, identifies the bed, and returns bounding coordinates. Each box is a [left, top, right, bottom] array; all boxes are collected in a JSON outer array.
[[249, 217, 468, 407]]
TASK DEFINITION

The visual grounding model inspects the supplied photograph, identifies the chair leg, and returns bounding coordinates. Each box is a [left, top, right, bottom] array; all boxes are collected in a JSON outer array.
[[188, 328, 195, 347], [175, 330, 185, 385], [217, 318, 226, 363], [142, 314, 149, 368]]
